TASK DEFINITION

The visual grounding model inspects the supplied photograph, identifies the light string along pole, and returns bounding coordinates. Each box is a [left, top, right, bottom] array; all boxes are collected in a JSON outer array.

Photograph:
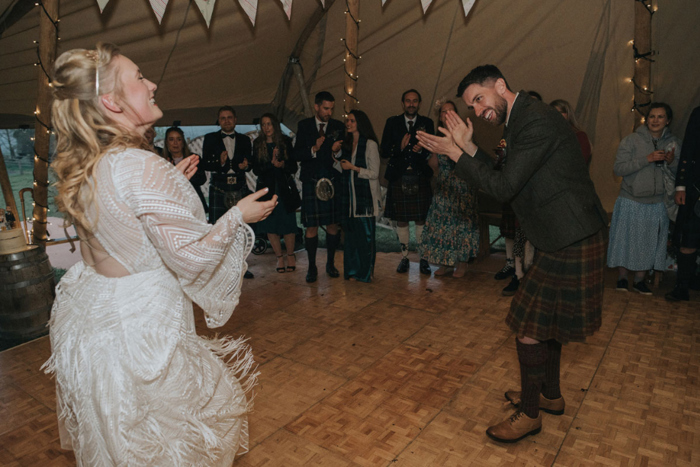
[[342, 0, 360, 116], [31, 0, 59, 245], [631, 0, 656, 129]]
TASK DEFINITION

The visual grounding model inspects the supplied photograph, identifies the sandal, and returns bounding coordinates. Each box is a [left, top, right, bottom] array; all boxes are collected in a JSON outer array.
[[276, 255, 286, 273], [286, 253, 296, 272]]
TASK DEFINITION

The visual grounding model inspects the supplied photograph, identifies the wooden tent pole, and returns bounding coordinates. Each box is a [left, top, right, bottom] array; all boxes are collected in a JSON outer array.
[[0, 146, 21, 229], [31, 0, 59, 245], [633, 1, 653, 129], [343, 0, 360, 115]]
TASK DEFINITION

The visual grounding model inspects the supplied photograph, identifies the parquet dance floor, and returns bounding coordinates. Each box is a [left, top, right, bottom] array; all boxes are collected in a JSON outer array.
[[1, 251, 698, 466]]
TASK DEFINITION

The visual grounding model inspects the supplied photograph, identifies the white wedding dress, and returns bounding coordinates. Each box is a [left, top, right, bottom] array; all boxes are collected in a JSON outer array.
[[43, 148, 256, 466]]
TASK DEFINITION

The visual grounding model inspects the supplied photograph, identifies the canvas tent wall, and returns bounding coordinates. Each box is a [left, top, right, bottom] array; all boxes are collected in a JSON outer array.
[[1, 0, 699, 212]]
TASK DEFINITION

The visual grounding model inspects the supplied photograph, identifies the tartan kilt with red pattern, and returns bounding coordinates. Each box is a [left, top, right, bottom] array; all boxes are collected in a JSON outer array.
[[506, 229, 606, 344]]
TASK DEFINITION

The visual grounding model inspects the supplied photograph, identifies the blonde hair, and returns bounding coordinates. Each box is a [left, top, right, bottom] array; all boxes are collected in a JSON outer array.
[[51, 43, 145, 233]]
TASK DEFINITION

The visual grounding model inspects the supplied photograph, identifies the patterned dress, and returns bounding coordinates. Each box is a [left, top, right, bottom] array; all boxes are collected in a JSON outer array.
[[419, 154, 480, 266], [43, 149, 256, 466]]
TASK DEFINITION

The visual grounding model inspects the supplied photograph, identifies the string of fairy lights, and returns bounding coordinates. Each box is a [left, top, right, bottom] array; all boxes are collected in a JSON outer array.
[[341, 0, 361, 115], [28, 1, 60, 240], [630, 0, 656, 118]]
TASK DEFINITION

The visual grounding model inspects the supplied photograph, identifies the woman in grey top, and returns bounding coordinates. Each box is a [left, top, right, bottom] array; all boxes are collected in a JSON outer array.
[[607, 102, 681, 294]]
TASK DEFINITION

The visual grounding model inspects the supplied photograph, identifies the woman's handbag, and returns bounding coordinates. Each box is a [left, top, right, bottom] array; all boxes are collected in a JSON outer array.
[[285, 174, 301, 211]]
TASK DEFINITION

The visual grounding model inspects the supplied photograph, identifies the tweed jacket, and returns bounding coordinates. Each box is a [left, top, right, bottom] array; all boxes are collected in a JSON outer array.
[[454, 92, 607, 252], [293, 117, 345, 183]]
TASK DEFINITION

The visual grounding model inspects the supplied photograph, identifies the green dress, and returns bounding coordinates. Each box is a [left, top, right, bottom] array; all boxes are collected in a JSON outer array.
[[418, 154, 480, 265]]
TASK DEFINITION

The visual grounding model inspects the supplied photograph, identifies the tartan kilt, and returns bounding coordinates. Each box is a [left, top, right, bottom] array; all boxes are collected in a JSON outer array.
[[384, 176, 432, 222], [301, 180, 342, 227], [500, 203, 516, 239], [208, 186, 247, 224], [506, 229, 606, 344]]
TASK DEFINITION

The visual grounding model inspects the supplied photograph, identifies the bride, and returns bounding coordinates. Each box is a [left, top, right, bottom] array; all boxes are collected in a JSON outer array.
[[42, 43, 276, 466]]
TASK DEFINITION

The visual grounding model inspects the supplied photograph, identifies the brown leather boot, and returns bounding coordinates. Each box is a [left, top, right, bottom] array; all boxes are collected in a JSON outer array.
[[486, 411, 542, 443], [504, 390, 565, 415]]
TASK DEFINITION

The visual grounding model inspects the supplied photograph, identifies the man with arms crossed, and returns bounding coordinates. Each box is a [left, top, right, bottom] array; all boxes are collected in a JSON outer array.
[[417, 65, 607, 442]]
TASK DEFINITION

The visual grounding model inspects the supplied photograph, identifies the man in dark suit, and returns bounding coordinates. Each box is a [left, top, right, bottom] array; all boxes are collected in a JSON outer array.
[[201, 105, 254, 278], [666, 106, 700, 301], [294, 91, 344, 283], [417, 65, 607, 443], [381, 89, 435, 275]]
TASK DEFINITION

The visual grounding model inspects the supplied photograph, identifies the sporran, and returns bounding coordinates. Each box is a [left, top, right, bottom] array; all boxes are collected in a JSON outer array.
[[315, 178, 335, 201]]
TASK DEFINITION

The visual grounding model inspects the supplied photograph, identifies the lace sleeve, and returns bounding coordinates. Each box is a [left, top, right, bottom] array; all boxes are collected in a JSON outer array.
[[116, 150, 254, 328]]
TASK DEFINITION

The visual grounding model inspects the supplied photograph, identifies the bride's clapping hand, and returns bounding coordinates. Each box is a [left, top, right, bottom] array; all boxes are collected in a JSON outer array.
[[237, 189, 278, 224], [175, 154, 201, 180]]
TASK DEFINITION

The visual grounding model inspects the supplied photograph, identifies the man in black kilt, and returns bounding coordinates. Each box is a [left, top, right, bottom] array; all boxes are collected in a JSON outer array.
[[381, 89, 435, 275], [201, 106, 253, 278], [417, 65, 608, 442], [294, 92, 344, 283], [666, 106, 700, 301]]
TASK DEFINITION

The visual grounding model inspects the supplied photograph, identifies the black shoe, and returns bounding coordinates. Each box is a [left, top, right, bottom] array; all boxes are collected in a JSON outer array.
[[632, 281, 652, 295], [502, 276, 520, 296], [306, 265, 318, 283], [244, 270, 254, 279], [419, 259, 431, 275], [616, 278, 629, 292], [665, 284, 689, 302], [397, 257, 410, 273], [326, 264, 340, 278], [495, 264, 515, 280]]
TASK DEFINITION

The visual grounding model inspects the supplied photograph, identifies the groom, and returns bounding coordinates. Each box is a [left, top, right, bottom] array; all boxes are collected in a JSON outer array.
[[417, 65, 607, 443]]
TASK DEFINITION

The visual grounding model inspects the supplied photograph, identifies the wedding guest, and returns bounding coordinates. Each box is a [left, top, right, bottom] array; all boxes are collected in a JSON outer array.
[[162, 126, 207, 212], [339, 110, 381, 282], [551, 99, 592, 167], [419, 100, 479, 277], [607, 102, 680, 294], [293, 92, 345, 283], [251, 113, 300, 273], [381, 89, 435, 275]]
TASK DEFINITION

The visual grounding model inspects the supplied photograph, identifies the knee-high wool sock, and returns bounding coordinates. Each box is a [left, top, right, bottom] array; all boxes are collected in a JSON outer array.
[[516, 339, 548, 418], [306, 235, 318, 268], [415, 224, 424, 245], [542, 339, 562, 400], [326, 233, 340, 267], [397, 226, 410, 257]]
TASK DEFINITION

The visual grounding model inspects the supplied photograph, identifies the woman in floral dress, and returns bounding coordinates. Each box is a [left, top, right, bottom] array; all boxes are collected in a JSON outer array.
[[418, 101, 480, 277]]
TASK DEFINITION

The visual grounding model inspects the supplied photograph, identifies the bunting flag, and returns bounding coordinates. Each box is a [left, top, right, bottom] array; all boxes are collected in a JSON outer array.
[[238, 0, 258, 25], [279, 0, 293, 20], [148, 0, 170, 23], [462, 0, 476, 17], [420, 0, 433, 14], [95, 0, 109, 12], [193, 0, 216, 27]]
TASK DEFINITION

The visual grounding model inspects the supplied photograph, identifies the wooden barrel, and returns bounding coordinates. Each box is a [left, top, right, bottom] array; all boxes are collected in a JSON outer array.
[[0, 246, 55, 350]]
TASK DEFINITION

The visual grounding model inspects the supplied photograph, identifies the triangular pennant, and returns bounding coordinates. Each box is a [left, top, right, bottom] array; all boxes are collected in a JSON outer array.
[[95, 0, 109, 12], [462, 0, 476, 17], [420, 0, 433, 14], [148, 0, 170, 24], [193, 0, 216, 27], [238, 0, 258, 25], [279, 0, 292, 19]]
